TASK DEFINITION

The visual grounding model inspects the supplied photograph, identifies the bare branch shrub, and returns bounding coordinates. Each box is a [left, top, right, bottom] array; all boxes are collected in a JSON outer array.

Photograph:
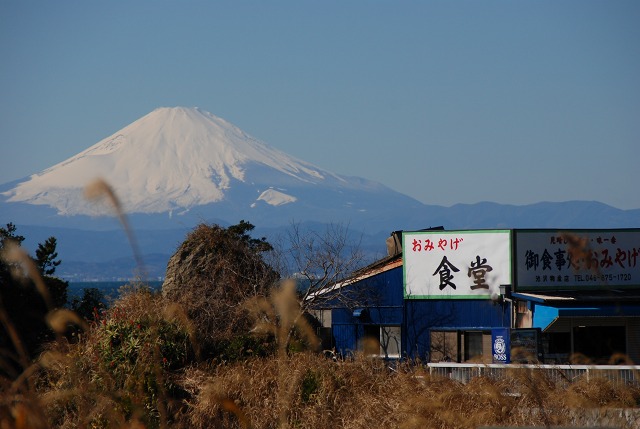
[[275, 222, 368, 311]]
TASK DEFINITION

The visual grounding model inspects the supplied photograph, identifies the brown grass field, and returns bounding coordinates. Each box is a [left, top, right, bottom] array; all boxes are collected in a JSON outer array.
[[1, 285, 639, 429]]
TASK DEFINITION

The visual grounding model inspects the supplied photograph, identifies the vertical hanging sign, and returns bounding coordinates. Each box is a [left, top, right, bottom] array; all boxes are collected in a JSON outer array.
[[492, 328, 511, 363]]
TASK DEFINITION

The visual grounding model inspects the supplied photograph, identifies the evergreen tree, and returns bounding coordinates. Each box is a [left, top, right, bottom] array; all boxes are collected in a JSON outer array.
[[36, 236, 61, 276], [0, 223, 68, 375], [227, 219, 274, 252], [71, 287, 106, 322]]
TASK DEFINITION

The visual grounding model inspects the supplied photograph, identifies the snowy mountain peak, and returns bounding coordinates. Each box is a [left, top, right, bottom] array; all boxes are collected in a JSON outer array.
[[3, 107, 345, 215]]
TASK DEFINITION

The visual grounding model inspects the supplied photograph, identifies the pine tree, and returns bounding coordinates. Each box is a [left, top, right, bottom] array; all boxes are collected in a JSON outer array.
[[36, 236, 61, 276], [0, 223, 68, 374]]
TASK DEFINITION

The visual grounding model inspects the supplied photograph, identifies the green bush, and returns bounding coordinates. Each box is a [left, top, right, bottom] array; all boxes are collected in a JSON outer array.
[[300, 369, 320, 403], [97, 308, 191, 374], [210, 334, 276, 364], [89, 295, 193, 428]]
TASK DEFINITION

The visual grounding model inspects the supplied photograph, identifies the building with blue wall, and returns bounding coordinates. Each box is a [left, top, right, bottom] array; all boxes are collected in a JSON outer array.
[[311, 228, 640, 364]]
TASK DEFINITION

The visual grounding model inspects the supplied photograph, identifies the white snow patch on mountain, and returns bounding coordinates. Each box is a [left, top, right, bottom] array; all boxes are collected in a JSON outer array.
[[256, 188, 297, 206]]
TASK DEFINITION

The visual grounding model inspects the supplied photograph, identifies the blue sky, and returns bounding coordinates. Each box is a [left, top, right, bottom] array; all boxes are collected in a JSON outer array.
[[1, 1, 639, 209]]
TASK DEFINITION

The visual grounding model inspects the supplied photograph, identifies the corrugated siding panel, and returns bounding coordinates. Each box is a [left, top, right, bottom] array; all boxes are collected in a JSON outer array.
[[328, 267, 405, 358], [331, 306, 402, 326], [359, 266, 404, 307], [628, 319, 640, 364], [404, 299, 507, 359], [405, 300, 507, 328], [331, 308, 353, 324], [367, 307, 403, 325], [332, 324, 356, 356]]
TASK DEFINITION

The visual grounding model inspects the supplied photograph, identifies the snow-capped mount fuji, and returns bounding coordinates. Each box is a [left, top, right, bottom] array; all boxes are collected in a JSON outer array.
[[2, 107, 423, 229]]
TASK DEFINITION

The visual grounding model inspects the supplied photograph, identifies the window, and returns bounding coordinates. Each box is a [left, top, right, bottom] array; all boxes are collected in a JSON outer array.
[[573, 326, 626, 364], [542, 332, 570, 363], [464, 331, 483, 361], [361, 325, 402, 358], [430, 330, 459, 362], [380, 326, 401, 358]]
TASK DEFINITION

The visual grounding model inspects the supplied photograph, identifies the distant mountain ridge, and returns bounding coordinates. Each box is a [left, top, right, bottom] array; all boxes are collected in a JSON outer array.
[[1, 106, 638, 280], [13, 199, 640, 281]]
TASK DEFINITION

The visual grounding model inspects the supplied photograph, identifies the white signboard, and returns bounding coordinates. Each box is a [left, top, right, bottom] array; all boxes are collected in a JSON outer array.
[[514, 229, 640, 291], [403, 230, 512, 299]]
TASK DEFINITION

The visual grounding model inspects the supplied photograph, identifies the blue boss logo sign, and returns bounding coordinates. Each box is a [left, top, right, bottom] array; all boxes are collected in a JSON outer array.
[[494, 336, 507, 361], [492, 328, 510, 363]]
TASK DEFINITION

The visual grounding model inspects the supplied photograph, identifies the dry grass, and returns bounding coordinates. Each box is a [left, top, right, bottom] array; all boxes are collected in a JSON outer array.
[[31, 287, 191, 428], [3, 268, 640, 429], [178, 353, 640, 429], [180, 353, 400, 429]]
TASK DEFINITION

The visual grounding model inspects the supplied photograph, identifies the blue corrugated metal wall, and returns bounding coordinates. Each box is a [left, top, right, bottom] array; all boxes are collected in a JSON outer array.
[[404, 299, 508, 359], [332, 323, 356, 355], [331, 266, 404, 356], [330, 265, 509, 359]]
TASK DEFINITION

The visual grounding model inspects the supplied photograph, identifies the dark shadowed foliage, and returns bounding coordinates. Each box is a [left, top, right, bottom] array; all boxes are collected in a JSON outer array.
[[0, 223, 68, 376]]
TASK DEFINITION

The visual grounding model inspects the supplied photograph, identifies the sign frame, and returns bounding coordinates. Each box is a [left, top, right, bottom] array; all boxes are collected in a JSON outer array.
[[403, 229, 512, 299], [513, 229, 640, 292]]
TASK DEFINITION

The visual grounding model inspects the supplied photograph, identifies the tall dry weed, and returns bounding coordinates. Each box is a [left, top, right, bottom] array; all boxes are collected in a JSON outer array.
[[0, 178, 157, 428], [35, 285, 196, 428], [0, 238, 88, 428], [84, 178, 146, 279], [181, 352, 404, 429]]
